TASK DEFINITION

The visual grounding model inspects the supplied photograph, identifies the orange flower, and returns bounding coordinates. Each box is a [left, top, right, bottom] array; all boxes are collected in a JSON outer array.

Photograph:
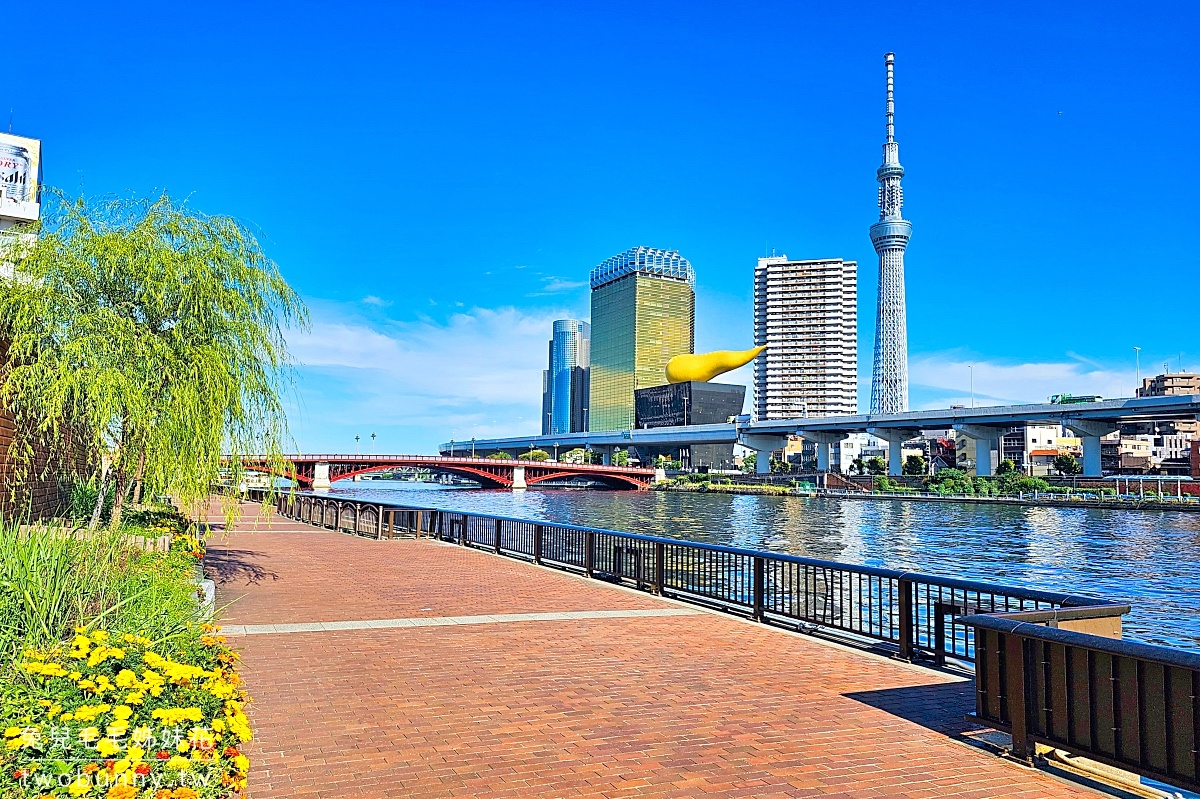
[[107, 785, 138, 799], [173, 788, 199, 799]]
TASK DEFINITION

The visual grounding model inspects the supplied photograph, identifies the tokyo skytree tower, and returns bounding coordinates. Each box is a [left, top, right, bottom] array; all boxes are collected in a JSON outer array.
[[869, 52, 912, 414]]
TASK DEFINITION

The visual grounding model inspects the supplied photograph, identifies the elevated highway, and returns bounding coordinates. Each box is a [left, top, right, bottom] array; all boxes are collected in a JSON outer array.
[[447, 395, 1200, 477]]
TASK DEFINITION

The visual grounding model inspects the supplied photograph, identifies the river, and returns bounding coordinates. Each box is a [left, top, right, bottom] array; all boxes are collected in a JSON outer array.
[[320, 480, 1200, 651]]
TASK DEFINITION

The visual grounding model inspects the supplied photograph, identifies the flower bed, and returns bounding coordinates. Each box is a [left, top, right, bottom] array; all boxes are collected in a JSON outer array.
[[3, 627, 249, 798]]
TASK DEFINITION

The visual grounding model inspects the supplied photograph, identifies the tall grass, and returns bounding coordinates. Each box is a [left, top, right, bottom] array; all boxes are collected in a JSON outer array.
[[0, 518, 202, 668]]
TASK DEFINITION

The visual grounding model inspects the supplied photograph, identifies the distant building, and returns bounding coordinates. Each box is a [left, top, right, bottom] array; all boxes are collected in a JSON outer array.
[[1137, 372, 1200, 398], [633, 381, 744, 468], [1192, 439, 1199, 477], [1129, 372, 1199, 469], [541, 320, 590, 435], [588, 247, 695, 432], [1001, 424, 1063, 474], [753, 256, 857, 419]]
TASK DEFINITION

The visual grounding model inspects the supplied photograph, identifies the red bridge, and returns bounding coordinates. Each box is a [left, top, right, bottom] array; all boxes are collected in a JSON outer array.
[[239, 454, 657, 490]]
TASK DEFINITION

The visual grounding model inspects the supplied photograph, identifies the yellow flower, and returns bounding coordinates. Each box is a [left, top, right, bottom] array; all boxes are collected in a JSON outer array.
[[97, 737, 121, 756], [3, 727, 19, 737], [177, 739, 189, 753], [106, 720, 129, 737], [5, 738, 21, 750], [106, 784, 138, 799], [67, 775, 91, 796], [113, 705, 133, 721], [165, 755, 190, 770], [59, 712, 74, 722], [115, 670, 139, 689], [91, 630, 109, 642], [151, 707, 203, 726], [79, 726, 101, 743], [127, 745, 145, 761], [69, 671, 82, 681], [122, 691, 145, 705], [132, 726, 153, 744], [211, 718, 226, 733], [232, 754, 250, 773]]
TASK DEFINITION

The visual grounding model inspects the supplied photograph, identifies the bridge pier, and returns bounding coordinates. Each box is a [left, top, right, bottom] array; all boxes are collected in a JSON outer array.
[[312, 461, 332, 490], [799, 431, 845, 473], [867, 428, 921, 477], [741, 434, 788, 475], [511, 464, 527, 490], [953, 424, 1009, 476], [1063, 419, 1119, 477]]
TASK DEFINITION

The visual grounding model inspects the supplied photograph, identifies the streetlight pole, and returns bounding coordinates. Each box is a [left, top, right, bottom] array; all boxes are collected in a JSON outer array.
[[1134, 346, 1141, 390], [370, 432, 376, 455], [355, 435, 360, 455], [450, 439, 455, 457], [471, 437, 476, 458], [553, 441, 559, 462]]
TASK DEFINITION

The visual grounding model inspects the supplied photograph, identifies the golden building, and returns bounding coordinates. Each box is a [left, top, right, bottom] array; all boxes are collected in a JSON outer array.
[[588, 247, 695, 431]]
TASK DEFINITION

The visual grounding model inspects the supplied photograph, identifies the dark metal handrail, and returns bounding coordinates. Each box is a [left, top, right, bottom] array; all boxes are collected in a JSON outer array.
[[264, 490, 1125, 665], [962, 612, 1200, 793]]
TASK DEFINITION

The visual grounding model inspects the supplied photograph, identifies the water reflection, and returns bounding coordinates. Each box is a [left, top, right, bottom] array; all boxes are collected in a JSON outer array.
[[324, 482, 1200, 650]]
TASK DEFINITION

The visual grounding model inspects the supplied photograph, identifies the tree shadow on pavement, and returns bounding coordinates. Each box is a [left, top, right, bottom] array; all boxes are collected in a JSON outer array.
[[204, 548, 279, 586]]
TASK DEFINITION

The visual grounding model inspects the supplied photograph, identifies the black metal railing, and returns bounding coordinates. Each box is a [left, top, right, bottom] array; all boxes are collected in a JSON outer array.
[[252, 489, 1200, 794], [963, 611, 1199, 793], [266, 491, 1124, 664]]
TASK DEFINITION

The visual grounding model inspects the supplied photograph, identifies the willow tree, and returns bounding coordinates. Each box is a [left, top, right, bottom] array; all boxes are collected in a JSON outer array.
[[0, 191, 308, 526]]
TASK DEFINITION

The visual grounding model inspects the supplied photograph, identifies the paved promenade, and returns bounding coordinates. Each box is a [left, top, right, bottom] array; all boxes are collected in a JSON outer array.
[[203, 501, 1099, 798]]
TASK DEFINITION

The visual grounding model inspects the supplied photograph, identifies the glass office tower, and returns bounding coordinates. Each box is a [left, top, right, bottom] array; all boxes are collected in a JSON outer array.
[[548, 320, 590, 435], [588, 247, 695, 432]]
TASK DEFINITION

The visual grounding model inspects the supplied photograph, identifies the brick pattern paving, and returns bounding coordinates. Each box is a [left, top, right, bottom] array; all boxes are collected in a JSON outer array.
[[205, 501, 1098, 798]]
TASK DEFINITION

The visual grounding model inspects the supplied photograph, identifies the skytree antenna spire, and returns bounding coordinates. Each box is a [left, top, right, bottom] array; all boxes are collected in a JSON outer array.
[[869, 51, 912, 414]]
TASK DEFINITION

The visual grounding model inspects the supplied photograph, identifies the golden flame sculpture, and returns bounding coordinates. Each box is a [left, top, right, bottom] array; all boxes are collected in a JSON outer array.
[[665, 346, 766, 384]]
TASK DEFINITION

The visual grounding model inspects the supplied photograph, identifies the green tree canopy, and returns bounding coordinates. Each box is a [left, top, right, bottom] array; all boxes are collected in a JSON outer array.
[[866, 456, 886, 475], [995, 459, 1017, 474], [518, 449, 550, 461], [1053, 454, 1082, 475], [0, 192, 308, 526], [902, 454, 926, 476], [486, 451, 513, 459], [740, 453, 756, 473]]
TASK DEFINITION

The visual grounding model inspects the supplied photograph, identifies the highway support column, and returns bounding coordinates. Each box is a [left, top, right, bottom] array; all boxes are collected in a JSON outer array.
[[867, 428, 921, 477], [1063, 419, 1119, 477], [799, 431, 846, 473], [953, 424, 1010, 477], [741, 434, 789, 475]]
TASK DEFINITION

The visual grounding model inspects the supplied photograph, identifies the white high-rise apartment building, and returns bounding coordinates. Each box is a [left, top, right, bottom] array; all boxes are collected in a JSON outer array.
[[753, 255, 858, 420]]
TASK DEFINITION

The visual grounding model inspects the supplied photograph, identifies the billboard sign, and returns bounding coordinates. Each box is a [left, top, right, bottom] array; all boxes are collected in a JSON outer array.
[[0, 133, 42, 222]]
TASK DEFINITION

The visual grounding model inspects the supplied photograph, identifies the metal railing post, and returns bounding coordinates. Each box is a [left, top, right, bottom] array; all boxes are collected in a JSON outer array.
[[654, 541, 665, 595], [459, 516, 467, 546], [753, 556, 765, 622], [898, 578, 915, 660], [1004, 633, 1032, 761], [534, 524, 544, 565], [585, 530, 595, 577], [377, 505, 384, 539], [494, 518, 502, 554]]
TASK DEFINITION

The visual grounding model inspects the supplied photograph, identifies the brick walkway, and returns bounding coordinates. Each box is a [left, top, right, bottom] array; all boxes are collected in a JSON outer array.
[[204, 501, 1098, 798]]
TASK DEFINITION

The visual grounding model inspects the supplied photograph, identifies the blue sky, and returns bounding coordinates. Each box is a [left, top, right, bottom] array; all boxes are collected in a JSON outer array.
[[10, 1, 1197, 453]]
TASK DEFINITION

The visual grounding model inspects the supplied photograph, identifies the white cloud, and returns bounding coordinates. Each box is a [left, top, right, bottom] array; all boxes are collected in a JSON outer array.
[[287, 305, 572, 448], [361, 295, 392, 307], [526, 275, 589, 297], [909, 351, 1135, 408]]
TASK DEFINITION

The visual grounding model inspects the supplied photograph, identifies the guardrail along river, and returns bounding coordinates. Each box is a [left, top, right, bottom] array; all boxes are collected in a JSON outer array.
[[321, 481, 1200, 651]]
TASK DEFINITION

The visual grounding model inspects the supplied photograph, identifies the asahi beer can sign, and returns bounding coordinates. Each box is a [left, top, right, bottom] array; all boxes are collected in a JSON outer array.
[[0, 132, 42, 210], [0, 144, 32, 202]]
